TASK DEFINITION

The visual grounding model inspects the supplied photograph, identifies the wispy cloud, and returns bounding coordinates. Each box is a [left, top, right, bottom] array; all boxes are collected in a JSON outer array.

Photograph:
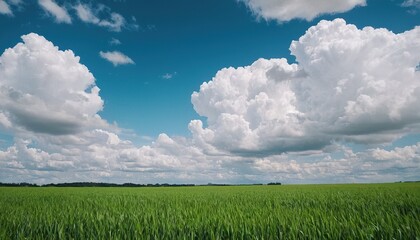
[[38, 0, 72, 24], [402, 0, 420, 13], [73, 2, 99, 24], [402, 0, 420, 8], [162, 72, 177, 80], [99, 51, 134, 66], [74, 3, 137, 32], [0, 0, 21, 16], [0, 0, 12, 15], [109, 38, 121, 46]]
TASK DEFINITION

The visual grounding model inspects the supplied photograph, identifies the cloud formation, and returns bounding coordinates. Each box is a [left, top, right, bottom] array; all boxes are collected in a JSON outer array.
[[1, 130, 419, 184], [191, 19, 420, 155], [0, 0, 21, 15], [109, 38, 121, 46], [99, 51, 134, 66], [24, 1, 137, 31], [74, 3, 134, 32], [1, 20, 419, 184], [240, 0, 366, 22], [0, 33, 106, 135], [38, 0, 72, 24], [162, 72, 177, 80], [0, 0, 12, 15], [402, 0, 420, 8]]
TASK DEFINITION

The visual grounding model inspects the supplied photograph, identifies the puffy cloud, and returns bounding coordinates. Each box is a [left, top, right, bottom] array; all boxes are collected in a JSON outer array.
[[0, 33, 106, 135], [252, 142, 420, 183], [74, 3, 136, 32], [99, 51, 134, 66], [240, 0, 366, 22], [1, 21, 419, 184], [2, 131, 418, 184], [290, 19, 420, 140], [0, 128, 215, 184], [0, 0, 12, 15], [370, 144, 420, 161], [38, 0, 72, 24], [0, 33, 201, 183], [191, 19, 420, 155]]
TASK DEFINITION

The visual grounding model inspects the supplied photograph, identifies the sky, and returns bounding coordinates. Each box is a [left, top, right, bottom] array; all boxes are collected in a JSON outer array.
[[0, 0, 419, 184]]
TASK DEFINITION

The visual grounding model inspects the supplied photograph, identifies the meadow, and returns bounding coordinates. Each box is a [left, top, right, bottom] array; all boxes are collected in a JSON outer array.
[[0, 183, 419, 239]]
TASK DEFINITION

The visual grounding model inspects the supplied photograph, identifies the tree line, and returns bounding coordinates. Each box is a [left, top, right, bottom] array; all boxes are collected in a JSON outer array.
[[0, 182, 282, 187]]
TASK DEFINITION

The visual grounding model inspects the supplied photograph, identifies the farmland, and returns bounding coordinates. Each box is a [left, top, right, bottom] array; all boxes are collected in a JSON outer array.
[[0, 183, 419, 239]]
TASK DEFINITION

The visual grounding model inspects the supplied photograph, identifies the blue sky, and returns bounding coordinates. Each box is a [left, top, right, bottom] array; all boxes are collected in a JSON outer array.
[[0, 0, 419, 184]]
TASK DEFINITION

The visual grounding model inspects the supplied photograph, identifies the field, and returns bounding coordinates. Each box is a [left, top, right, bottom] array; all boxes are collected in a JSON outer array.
[[0, 183, 419, 239]]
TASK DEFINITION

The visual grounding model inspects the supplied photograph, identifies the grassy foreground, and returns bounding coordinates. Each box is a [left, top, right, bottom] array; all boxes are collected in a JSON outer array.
[[0, 183, 419, 239]]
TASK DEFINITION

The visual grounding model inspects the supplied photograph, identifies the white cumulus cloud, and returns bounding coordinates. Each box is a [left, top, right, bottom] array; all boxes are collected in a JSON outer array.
[[240, 0, 366, 22], [0, 33, 217, 184], [38, 0, 72, 24], [1, 20, 419, 184], [0, 33, 106, 135], [99, 51, 134, 66], [191, 19, 420, 155]]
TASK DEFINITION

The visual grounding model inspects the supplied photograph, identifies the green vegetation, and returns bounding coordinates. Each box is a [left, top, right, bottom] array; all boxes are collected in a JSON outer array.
[[0, 183, 419, 239]]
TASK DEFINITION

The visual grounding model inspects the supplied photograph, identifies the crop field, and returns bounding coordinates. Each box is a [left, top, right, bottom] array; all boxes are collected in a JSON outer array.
[[0, 183, 419, 239]]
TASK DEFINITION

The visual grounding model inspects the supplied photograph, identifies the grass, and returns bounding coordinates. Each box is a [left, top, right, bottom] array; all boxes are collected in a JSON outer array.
[[0, 183, 419, 239]]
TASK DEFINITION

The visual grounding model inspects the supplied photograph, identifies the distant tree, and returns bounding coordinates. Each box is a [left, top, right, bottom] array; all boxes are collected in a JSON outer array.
[[267, 182, 282, 185]]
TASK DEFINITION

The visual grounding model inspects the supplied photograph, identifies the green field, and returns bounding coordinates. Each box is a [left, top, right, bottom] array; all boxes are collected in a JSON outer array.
[[0, 183, 419, 239]]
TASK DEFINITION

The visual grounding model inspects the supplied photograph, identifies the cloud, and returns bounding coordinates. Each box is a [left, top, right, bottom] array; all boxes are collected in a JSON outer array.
[[73, 2, 99, 24], [109, 38, 121, 46], [1, 130, 418, 184], [3, 0, 136, 31], [402, 0, 420, 8], [370, 144, 420, 161], [0, 0, 12, 15], [99, 51, 134, 66], [0, 124, 209, 183], [0, 33, 106, 135], [74, 3, 137, 32], [0, 33, 213, 184], [252, 142, 420, 183], [402, 0, 420, 13], [38, 0, 71, 24], [1, 21, 419, 184], [240, 0, 366, 22], [162, 72, 177, 80], [191, 19, 420, 155], [0, 0, 24, 16]]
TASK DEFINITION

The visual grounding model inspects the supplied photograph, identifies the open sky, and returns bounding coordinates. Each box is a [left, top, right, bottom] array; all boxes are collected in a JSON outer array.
[[0, 0, 419, 184]]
